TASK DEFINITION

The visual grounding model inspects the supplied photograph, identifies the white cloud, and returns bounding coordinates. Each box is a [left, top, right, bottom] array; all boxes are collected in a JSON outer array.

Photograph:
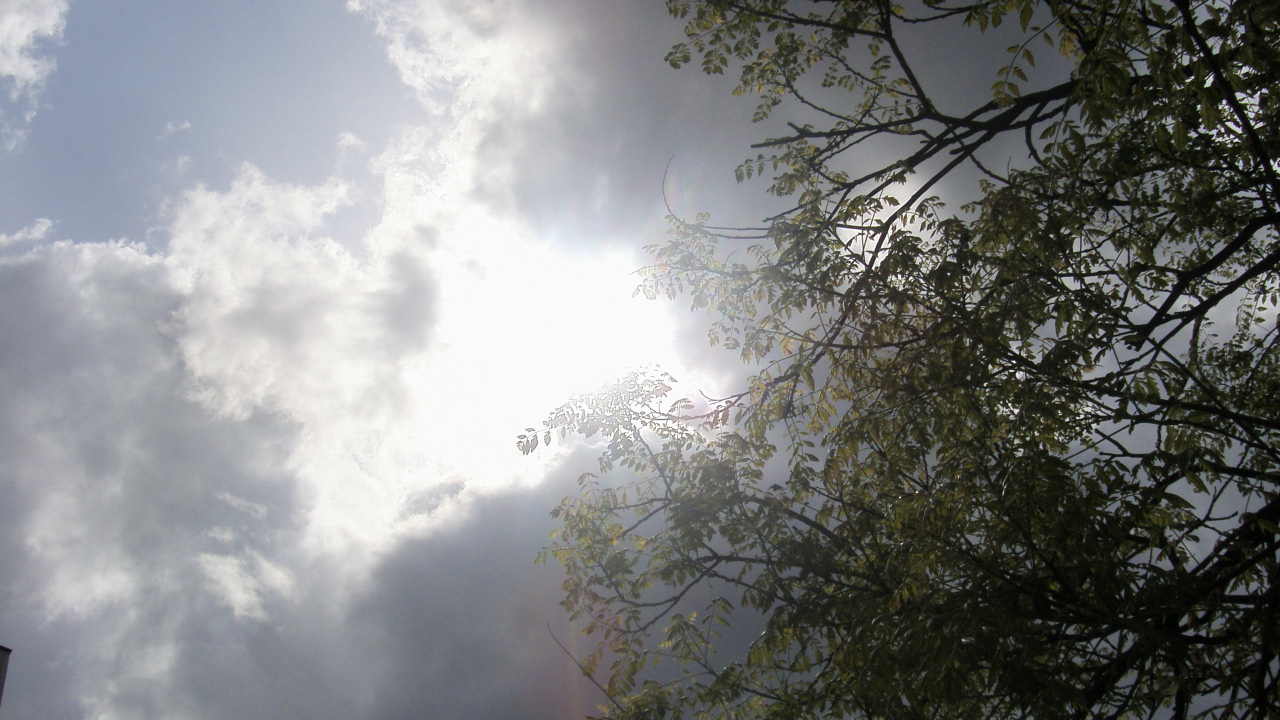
[[0, 0, 70, 146], [336, 129, 367, 155], [0, 0, 65, 94], [217, 491, 267, 519], [349, 0, 557, 117], [158, 119, 191, 140], [162, 160, 447, 554], [0, 232, 598, 711], [197, 550, 294, 620], [0, 215, 51, 245], [168, 163, 365, 421]]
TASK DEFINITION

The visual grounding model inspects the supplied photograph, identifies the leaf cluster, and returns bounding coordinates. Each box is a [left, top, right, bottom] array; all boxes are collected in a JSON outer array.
[[530, 2, 1280, 719]]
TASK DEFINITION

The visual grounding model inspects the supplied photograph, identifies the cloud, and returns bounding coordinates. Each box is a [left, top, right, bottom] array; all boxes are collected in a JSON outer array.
[[350, 0, 748, 402], [350, 465, 605, 720], [0, 215, 51, 246], [0, 0, 65, 91], [157, 120, 191, 140], [359, 0, 777, 251], [0, 0, 69, 147], [0, 237, 306, 716], [197, 550, 295, 620], [349, 0, 556, 117], [169, 164, 370, 420], [0, 237, 601, 714], [0, 1, 759, 717], [156, 158, 458, 560]]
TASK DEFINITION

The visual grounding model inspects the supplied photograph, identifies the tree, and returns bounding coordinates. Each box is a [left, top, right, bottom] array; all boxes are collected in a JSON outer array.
[[522, 1, 1280, 718]]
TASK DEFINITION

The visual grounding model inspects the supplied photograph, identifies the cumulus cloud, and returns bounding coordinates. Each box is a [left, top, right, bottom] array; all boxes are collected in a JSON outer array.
[[0, 215, 50, 245], [171, 165, 372, 420], [0, 225, 604, 718], [0, 0, 750, 717], [0, 0, 69, 146], [0, 237, 302, 714], [349, 0, 556, 117], [0, 0, 65, 95], [157, 158, 452, 559]]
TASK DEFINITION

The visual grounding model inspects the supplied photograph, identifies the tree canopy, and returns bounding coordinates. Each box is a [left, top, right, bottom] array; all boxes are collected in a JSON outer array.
[[523, 1, 1280, 718]]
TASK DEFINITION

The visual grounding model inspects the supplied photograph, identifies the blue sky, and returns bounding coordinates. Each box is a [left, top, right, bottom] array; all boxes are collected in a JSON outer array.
[[0, 2, 762, 717], [2, 0, 414, 241]]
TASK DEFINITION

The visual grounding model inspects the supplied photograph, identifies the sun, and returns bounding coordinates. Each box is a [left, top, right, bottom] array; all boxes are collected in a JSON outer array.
[[403, 212, 684, 491]]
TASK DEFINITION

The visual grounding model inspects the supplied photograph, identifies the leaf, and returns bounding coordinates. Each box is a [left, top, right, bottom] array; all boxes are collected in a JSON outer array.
[[529, 3, 1280, 718]]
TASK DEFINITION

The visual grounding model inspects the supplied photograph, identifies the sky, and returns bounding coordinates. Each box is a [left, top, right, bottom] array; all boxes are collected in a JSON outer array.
[[1, 1, 1262, 716], [0, 0, 1108, 716], [0, 1, 772, 718]]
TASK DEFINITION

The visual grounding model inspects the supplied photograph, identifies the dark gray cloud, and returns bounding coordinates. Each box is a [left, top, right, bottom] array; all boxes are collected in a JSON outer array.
[[353, 470, 603, 720], [476, 0, 784, 248], [476, 0, 1075, 252]]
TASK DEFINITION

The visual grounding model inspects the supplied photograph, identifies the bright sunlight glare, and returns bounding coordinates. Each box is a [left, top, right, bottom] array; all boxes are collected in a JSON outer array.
[[405, 211, 684, 491]]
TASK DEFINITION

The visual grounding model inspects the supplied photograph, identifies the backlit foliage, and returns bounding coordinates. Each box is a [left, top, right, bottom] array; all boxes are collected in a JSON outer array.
[[524, 1, 1280, 718]]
